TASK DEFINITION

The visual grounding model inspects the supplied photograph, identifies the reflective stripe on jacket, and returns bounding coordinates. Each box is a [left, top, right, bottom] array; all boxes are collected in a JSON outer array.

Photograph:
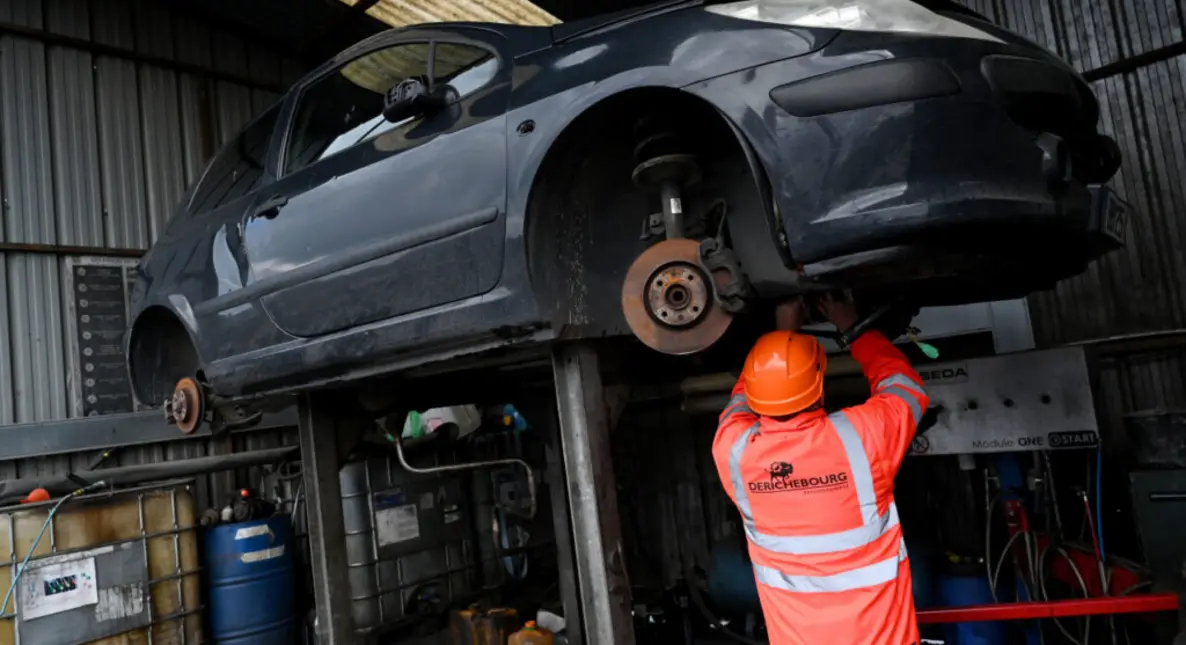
[[712, 331, 929, 645]]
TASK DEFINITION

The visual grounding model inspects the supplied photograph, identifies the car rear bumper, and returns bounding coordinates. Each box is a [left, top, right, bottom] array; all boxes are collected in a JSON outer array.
[[690, 30, 1126, 302]]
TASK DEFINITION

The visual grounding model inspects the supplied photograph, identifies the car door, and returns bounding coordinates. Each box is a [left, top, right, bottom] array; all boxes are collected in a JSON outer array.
[[166, 103, 293, 360], [239, 30, 510, 338]]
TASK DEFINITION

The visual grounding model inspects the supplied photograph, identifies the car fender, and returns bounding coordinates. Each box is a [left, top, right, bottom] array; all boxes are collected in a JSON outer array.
[[703, 101, 804, 296], [124, 293, 206, 405], [508, 69, 802, 299], [506, 67, 695, 238]]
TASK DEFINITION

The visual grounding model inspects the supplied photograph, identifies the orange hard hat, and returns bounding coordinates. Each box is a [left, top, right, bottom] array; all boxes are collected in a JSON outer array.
[[741, 331, 826, 417]]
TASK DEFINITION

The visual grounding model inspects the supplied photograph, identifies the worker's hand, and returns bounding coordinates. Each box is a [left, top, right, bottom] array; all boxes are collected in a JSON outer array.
[[819, 292, 858, 332], [774, 297, 807, 331]]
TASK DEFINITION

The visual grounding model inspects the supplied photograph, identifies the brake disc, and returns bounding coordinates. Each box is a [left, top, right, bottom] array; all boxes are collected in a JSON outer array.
[[165, 376, 205, 435], [621, 238, 733, 355]]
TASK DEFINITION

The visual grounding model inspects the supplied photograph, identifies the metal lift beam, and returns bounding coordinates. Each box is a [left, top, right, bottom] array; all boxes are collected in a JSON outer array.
[[552, 342, 636, 645], [298, 392, 357, 643]]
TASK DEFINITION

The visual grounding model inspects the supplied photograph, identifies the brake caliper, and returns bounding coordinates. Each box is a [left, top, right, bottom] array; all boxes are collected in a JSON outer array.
[[698, 236, 752, 314]]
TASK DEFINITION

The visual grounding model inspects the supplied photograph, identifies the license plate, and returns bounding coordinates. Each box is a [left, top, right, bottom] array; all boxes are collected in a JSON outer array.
[[1093, 185, 1129, 246]]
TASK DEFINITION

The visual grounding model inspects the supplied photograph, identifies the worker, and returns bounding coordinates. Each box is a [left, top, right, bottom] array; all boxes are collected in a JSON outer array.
[[711, 294, 928, 645]]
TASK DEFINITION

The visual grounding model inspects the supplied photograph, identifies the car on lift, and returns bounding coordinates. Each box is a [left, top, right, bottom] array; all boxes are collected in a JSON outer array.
[[127, 0, 1127, 432]]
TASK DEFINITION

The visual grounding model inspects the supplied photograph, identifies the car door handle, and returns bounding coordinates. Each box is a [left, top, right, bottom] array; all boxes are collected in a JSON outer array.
[[253, 195, 289, 219]]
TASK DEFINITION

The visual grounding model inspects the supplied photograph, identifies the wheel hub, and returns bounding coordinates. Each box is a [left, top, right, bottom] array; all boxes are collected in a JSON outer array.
[[164, 377, 205, 435], [646, 263, 709, 328], [171, 389, 190, 421], [622, 238, 733, 355]]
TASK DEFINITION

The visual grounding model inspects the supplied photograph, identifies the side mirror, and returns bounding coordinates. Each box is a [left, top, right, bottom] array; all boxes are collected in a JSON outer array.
[[383, 78, 448, 123]]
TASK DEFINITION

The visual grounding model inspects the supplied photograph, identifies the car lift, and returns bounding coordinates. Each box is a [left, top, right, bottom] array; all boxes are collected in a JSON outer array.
[[294, 341, 640, 644], [0, 332, 1178, 643], [293, 344, 1186, 644]]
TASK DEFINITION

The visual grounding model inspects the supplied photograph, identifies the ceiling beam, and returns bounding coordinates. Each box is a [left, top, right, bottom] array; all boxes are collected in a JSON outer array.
[[300, 0, 384, 55]]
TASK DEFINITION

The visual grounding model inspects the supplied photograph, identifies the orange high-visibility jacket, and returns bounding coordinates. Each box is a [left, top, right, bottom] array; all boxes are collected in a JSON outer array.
[[712, 331, 929, 645]]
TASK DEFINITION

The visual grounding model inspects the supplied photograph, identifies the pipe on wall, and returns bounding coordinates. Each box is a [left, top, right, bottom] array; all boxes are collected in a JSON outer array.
[[0, 446, 297, 504]]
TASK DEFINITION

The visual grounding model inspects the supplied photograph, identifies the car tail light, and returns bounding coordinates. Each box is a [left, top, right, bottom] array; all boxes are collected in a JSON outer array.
[[705, 0, 1003, 43]]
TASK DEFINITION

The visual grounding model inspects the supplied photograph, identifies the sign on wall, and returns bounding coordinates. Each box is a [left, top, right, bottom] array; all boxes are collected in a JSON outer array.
[[63, 256, 144, 417]]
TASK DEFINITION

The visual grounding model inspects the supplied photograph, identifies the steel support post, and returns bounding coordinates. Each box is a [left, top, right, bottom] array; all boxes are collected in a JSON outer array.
[[551, 342, 635, 645], [298, 392, 356, 644], [543, 408, 583, 645]]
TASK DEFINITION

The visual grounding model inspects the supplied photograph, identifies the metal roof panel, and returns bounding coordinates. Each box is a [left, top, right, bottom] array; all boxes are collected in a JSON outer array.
[[340, 0, 560, 27]]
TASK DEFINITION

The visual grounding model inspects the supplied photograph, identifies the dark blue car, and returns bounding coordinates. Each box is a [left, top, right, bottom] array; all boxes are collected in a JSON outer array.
[[126, 0, 1126, 431]]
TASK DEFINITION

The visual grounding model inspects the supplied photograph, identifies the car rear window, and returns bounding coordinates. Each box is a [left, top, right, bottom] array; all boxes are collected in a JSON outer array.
[[189, 105, 281, 215]]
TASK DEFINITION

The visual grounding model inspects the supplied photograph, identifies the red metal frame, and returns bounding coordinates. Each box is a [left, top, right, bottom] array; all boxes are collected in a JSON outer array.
[[916, 594, 1180, 624]]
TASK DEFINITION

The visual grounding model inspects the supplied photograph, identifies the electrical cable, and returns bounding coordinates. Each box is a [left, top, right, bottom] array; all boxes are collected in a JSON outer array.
[[1095, 448, 1118, 645], [1037, 544, 1078, 645], [1079, 458, 1092, 542], [1081, 491, 1111, 605], [985, 492, 1001, 602], [1117, 581, 1152, 596], [1037, 543, 1092, 645], [1016, 532, 1049, 645], [1043, 451, 1064, 536], [1024, 532, 1036, 597], [1095, 447, 1106, 563], [1114, 579, 1151, 645], [1060, 546, 1094, 645], [1082, 493, 1103, 567], [990, 531, 1025, 596], [1083, 486, 1111, 645], [1, 482, 106, 617]]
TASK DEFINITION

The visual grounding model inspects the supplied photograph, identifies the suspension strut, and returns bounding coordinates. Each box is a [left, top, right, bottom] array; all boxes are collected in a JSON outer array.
[[632, 115, 702, 240], [621, 116, 731, 355]]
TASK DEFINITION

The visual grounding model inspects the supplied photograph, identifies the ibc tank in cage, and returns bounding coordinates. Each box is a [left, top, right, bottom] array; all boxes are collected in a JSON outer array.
[[0, 481, 202, 645], [340, 455, 476, 634]]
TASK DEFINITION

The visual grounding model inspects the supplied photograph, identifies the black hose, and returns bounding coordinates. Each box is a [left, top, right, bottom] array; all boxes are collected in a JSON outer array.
[[684, 569, 767, 645], [0, 446, 297, 504]]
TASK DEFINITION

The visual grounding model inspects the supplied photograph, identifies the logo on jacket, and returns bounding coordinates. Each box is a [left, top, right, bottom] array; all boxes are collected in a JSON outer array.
[[768, 461, 794, 484], [748, 465, 849, 494]]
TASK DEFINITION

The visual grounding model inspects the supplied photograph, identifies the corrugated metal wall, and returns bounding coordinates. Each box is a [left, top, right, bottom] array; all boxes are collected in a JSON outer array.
[[0, 0, 304, 425], [957, 0, 1186, 344], [954, 0, 1186, 436], [614, 395, 735, 590]]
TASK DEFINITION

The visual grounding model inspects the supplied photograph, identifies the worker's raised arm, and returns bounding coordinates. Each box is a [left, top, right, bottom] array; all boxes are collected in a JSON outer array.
[[817, 294, 927, 466], [711, 378, 758, 504], [720, 379, 755, 425], [847, 330, 929, 464]]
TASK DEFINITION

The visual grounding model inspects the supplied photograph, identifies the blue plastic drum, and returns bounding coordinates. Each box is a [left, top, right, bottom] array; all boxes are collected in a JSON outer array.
[[204, 517, 295, 644]]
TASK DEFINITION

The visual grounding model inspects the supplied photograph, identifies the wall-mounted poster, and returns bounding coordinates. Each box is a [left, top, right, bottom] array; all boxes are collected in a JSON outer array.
[[64, 256, 145, 417]]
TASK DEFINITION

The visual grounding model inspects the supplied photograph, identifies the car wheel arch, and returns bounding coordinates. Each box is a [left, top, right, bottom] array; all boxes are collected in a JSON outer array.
[[522, 84, 779, 335], [127, 304, 204, 408]]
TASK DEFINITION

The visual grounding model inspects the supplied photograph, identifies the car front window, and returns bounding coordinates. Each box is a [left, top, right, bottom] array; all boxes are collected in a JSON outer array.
[[284, 42, 431, 175], [283, 40, 500, 176], [446, 57, 499, 99]]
